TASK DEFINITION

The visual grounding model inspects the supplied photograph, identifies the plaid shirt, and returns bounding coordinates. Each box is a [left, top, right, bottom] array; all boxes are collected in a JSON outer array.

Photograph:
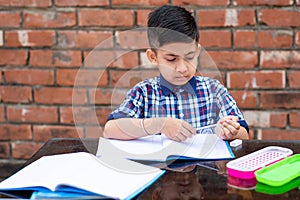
[[108, 75, 248, 131]]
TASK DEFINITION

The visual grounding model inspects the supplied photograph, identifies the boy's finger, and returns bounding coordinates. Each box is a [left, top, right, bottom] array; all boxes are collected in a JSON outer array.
[[224, 124, 237, 136], [226, 120, 240, 130], [175, 132, 187, 141], [223, 125, 236, 138], [182, 121, 196, 135], [180, 126, 193, 138]]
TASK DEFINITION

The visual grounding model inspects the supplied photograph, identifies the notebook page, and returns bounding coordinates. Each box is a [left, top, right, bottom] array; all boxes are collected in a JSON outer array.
[[0, 152, 164, 199], [97, 135, 167, 161], [162, 133, 234, 160]]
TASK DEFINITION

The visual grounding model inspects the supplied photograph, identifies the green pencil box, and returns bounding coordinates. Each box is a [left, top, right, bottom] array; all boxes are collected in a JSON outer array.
[[255, 154, 300, 187], [255, 177, 300, 195]]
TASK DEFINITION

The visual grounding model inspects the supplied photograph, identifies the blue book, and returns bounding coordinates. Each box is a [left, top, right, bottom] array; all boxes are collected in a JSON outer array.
[[0, 152, 164, 200]]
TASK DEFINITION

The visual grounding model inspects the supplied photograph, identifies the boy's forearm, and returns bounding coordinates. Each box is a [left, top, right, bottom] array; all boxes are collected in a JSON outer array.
[[103, 118, 145, 140], [103, 118, 164, 140]]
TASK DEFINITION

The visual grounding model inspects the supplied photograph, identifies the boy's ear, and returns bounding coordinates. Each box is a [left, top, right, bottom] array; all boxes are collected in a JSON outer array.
[[197, 43, 201, 54], [146, 49, 158, 64]]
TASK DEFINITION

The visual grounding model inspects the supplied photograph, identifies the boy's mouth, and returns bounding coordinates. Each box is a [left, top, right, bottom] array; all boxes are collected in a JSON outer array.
[[175, 76, 188, 80]]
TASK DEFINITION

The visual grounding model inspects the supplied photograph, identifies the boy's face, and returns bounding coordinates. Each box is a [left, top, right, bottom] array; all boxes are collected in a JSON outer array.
[[146, 42, 200, 86]]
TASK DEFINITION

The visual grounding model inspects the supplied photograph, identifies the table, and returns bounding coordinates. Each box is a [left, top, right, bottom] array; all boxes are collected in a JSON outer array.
[[6, 139, 300, 199]]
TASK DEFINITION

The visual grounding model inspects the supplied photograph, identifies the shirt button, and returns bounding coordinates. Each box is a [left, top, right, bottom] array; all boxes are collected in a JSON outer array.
[[179, 113, 184, 117]]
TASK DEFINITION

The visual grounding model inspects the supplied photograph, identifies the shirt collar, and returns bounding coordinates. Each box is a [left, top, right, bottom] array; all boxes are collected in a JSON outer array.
[[160, 74, 196, 96]]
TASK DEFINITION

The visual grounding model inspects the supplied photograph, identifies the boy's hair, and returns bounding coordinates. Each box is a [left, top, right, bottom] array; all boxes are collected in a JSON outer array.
[[147, 5, 199, 49]]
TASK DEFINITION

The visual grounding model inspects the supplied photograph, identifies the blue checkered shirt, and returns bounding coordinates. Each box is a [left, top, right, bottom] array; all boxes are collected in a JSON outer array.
[[107, 75, 248, 131]]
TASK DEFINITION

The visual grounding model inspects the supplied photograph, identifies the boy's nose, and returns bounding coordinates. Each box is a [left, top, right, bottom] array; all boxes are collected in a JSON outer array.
[[175, 59, 188, 73]]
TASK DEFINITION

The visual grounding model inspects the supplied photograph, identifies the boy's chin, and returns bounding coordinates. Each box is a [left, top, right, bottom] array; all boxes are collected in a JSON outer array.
[[171, 79, 189, 86]]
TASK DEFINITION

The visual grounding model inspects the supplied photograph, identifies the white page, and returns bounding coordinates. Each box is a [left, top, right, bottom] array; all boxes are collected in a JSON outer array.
[[97, 135, 167, 161], [161, 133, 233, 159], [0, 152, 164, 199], [98, 130, 233, 161]]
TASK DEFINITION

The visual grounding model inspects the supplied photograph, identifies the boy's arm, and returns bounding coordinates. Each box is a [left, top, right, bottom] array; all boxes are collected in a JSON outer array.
[[103, 117, 196, 142], [215, 116, 249, 140]]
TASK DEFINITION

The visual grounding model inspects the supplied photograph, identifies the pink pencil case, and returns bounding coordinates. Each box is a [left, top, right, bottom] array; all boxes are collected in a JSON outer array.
[[226, 146, 293, 179]]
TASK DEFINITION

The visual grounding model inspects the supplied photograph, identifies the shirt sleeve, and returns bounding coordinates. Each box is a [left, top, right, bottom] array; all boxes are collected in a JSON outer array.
[[213, 80, 249, 133], [106, 85, 145, 121]]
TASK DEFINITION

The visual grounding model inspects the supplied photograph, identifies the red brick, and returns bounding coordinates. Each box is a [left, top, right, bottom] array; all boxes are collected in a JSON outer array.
[[290, 112, 300, 128], [229, 90, 257, 109], [60, 107, 112, 126], [33, 125, 83, 142], [83, 50, 115, 68], [270, 112, 287, 128], [60, 107, 96, 124], [260, 92, 300, 109], [0, 86, 32, 103], [288, 71, 300, 88], [228, 71, 285, 89], [79, 9, 134, 27], [0, 30, 3, 46], [7, 106, 58, 123], [260, 51, 300, 68], [12, 142, 42, 159], [112, 51, 139, 69], [174, 0, 229, 6], [261, 130, 300, 140], [30, 50, 82, 67], [0, 142, 10, 158], [0, 11, 21, 27], [5, 30, 55, 47], [137, 10, 151, 26], [57, 69, 108, 87], [84, 126, 103, 138], [259, 9, 300, 27], [117, 30, 149, 49], [4, 69, 54, 85], [34, 87, 87, 105], [89, 88, 127, 105], [0, 0, 51, 7], [244, 111, 273, 128], [112, 0, 168, 6], [110, 70, 159, 88], [93, 108, 113, 125], [200, 30, 231, 48], [238, 10, 256, 26], [233, 0, 292, 5], [234, 30, 256, 48], [197, 9, 255, 27], [201, 51, 257, 69], [57, 30, 113, 49], [0, 106, 4, 122], [55, 0, 109, 6], [296, 31, 300, 46], [0, 124, 32, 140], [196, 70, 225, 84], [24, 11, 76, 28], [0, 50, 28, 66], [258, 31, 292, 48]]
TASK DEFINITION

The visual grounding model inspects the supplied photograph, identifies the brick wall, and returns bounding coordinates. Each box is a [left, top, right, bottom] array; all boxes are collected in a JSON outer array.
[[0, 0, 300, 167]]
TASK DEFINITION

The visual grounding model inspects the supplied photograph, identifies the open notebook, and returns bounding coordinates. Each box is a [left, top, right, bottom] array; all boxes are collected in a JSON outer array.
[[97, 125, 235, 162], [0, 152, 164, 199]]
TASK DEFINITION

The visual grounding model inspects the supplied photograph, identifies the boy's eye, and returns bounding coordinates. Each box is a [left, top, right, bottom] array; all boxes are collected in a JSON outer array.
[[185, 56, 194, 60], [165, 57, 176, 62]]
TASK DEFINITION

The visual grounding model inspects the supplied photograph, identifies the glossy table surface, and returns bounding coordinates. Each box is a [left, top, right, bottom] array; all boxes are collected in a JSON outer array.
[[12, 139, 300, 199]]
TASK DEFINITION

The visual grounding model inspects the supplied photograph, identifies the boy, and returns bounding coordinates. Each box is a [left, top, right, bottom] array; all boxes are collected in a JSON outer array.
[[103, 5, 249, 142]]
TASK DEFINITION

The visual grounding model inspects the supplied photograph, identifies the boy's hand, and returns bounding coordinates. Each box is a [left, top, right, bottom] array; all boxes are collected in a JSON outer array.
[[216, 116, 240, 140], [161, 118, 196, 142]]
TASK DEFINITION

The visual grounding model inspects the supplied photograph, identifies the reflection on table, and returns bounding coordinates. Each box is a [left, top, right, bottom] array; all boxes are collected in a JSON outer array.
[[1, 138, 299, 199]]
